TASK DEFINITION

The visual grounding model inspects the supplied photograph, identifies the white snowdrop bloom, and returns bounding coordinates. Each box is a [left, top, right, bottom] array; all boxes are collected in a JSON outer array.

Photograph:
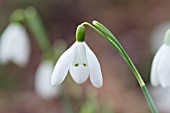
[[151, 29, 170, 87], [0, 23, 30, 67], [51, 41, 103, 88], [35, 60, 61, 100]]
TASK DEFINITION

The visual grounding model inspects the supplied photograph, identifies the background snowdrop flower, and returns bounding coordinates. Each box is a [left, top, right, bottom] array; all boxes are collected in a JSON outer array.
[[151, 29, 170, 87], [35, 60, 61, 100], [0, 23, 30, 67], [51, 25, 103, 88]]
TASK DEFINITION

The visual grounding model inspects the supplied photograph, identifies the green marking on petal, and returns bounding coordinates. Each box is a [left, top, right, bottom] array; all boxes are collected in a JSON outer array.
[[75, 63, 79, 67], [83, 63, 86, 66]]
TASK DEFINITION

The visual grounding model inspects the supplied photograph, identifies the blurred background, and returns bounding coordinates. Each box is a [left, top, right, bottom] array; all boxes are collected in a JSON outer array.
[[0, 0, 170, 113]]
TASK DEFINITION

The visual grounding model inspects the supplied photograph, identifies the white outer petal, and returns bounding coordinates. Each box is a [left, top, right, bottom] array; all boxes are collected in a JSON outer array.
[[0, 23, 30, 67], [156, 45, 170, 87], [0, 24, 16, 64], [84, 42, 103, 88], [51, 42, 77, 86], [35, 60, 60, 100], [151, 45, 166, 86]]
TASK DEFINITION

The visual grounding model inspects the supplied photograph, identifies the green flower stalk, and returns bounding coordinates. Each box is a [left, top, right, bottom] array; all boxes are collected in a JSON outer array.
[[24, 7, 52, 58], [80, 21, 158, 113], [24, 7, 74, 113], [92, 21, 144, 87]]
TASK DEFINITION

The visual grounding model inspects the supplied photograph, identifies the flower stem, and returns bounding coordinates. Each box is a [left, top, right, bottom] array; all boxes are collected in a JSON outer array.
[[81, 22, 123, 55], [142, 85, 158, 113], [61, 86, 74, 113], [24, 7, 52, 58], [81, 21, 158, 113], [24, 6, 74, 113]]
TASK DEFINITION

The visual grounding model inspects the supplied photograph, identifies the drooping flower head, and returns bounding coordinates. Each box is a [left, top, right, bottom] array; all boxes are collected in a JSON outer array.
[[151, 29, 170, 87], [0, 23, 30, 67], [51, 25, 103, 88], [35, 60, 61, 100]]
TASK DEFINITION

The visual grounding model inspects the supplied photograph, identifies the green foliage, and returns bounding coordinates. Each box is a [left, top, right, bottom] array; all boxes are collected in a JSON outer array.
[[24, 7, 52, 58]]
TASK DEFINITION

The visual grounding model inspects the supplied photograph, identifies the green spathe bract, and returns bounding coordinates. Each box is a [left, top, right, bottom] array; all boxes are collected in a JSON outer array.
[[76, 25, 86, 42]]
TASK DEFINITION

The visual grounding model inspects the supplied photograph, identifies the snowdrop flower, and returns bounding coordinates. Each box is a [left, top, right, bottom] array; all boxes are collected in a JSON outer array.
[[51, 25, 103, 88], [151, 29, 170, 87], [0, 23, 30, 67], [35, 60, 61, 100]]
